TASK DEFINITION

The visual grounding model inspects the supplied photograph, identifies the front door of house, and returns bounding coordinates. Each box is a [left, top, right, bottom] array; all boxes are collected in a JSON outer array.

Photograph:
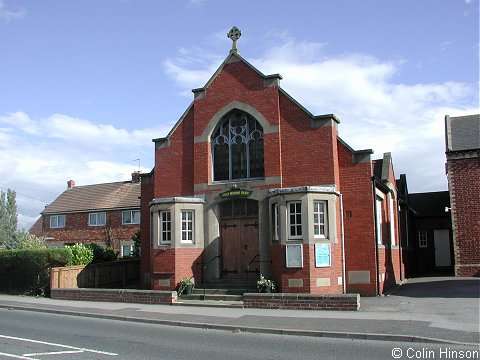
[[434, 229, 451, 267], [220, 199, 259, 279]]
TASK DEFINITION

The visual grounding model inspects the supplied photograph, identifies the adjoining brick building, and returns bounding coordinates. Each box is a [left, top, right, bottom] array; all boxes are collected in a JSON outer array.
[[30, 173, 141, 256], [445, 114, 480, 277], [140, 31, 403, 296]]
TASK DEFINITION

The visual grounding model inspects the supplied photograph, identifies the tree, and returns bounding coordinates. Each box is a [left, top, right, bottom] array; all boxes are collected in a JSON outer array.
[[0, 189, 17, 249], [14, 230, 46, 249], [132, 230, 141, 258]]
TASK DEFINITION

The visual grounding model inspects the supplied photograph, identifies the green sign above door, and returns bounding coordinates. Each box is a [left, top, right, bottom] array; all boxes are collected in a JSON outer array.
[[220, 188, 252, 199]]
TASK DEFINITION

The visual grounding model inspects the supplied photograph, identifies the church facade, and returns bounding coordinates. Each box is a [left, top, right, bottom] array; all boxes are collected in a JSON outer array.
[[140, 31, 403, 296]]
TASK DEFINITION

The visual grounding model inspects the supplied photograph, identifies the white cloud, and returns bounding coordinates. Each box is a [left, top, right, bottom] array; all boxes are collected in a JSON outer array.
[[186, 0, 207, 7], [0, 0, 26, 21], [0, 111, 170, 230], [163, 36, 478, 194]]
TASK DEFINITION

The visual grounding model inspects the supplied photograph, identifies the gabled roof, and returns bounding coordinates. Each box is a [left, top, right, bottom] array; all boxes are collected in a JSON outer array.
[[409, 191, 450, 218], [445, 114, 480, 152], [192, 50, 283, 94], [42, 181, 140, 214]]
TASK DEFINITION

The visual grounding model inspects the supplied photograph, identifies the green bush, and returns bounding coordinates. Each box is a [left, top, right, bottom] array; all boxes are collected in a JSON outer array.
[[67, 243, 94, 266], [0, 248, 72, 295], [86, 243, 118, 263]]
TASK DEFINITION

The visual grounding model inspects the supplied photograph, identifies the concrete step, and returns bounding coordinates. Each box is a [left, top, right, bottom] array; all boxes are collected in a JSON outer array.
[[173, 299, 244, 308], [199, 280, 257, 289], [191, 288, 255, 296], [179, 293, 243, 301]]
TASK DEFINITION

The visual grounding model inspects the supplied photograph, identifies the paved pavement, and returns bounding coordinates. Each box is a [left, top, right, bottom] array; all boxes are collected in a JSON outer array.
[[0, 277, 478, 345]]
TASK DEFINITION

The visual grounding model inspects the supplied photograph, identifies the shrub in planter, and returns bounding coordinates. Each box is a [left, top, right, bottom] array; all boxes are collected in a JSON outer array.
[[257, 274, 276, 293], [177, 277, 194, 296]]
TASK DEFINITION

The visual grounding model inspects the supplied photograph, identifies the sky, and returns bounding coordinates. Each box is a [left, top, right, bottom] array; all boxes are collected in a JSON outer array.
[[0, 0, 479, 231]]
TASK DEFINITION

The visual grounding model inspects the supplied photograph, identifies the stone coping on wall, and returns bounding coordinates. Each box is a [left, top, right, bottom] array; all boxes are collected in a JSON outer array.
[[51, 288, 177, 305], [243, 293, 360, 311], [50, 288, 360, 311]]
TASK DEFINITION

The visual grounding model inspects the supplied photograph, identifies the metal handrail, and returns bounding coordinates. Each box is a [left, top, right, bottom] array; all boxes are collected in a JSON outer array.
[[245, 254, 272, 281], [198, 255, 221, 300]]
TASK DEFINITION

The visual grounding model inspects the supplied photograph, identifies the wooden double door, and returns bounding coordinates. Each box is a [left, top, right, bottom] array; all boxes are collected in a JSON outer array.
[[220, 199, 259, 279]]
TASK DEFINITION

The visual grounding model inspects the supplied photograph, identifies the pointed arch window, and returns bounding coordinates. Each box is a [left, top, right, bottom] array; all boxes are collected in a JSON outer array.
[[211, 109, 264, 181]]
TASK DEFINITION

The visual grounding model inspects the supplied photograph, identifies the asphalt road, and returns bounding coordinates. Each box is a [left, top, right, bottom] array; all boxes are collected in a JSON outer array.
[[1, 309, 478, 360]]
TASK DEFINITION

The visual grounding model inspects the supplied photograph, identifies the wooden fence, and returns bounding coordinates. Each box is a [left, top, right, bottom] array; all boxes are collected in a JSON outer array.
[[50, 259, 140, 289]]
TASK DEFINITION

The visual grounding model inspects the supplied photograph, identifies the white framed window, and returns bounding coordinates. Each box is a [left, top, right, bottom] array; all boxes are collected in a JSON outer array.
[[50, 215, 66, 228], [288, 202, 302, 239], [376, 197, 383, 245], [121, 244, 133, 257], [272, 203, 280, 241], [160, 210, 172, 244], [418, 230, 428, 248], [88, 212, 106, 226], [313, 201, 327, 238], [122, 210, 140, 225], [181, 210, 194, 243], [389, 194, 396, 246]]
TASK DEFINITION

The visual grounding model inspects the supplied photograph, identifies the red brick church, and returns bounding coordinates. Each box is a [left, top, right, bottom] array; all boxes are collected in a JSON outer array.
[[140, 28, 403, 296]]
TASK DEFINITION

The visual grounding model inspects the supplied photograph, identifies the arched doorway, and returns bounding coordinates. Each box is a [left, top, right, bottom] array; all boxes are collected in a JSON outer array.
[[220, 198, 260, 279]]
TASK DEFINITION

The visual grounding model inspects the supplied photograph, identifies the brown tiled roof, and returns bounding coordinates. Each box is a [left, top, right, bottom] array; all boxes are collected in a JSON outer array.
[[42, 181, 140, 214]]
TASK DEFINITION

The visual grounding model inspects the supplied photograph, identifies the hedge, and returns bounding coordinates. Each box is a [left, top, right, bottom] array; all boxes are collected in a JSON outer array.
[[0, 248, 72, 295]]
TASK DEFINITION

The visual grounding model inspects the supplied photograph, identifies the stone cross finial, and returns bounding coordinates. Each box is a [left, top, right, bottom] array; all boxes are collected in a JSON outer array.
[[227, 26, 242, 53]]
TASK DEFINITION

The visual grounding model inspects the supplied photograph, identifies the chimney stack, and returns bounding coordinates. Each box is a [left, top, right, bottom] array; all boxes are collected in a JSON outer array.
[[67, 180, 75, 189], [131, 171, 141, 183]]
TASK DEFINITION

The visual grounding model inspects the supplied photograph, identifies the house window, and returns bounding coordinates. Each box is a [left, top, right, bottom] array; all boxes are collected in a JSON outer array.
[[272, 203, 280, 241], [88, 212, 106, 226], [121, 244, 133, 257], [211, 109, 264, 181], [376, 197, 383, 245], [419, 230, 428, 248], [122, 210, 140, 225], [288, 202, 302, 239], [313, 201, 327, 238], [50, 215, 66, 228], [389, 194, 396, 246], [181, 210, 194, 243], [159, 210, 172, 244]]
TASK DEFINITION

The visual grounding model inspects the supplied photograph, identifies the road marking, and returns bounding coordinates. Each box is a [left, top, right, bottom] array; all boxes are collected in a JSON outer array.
[[0, 352, 39, 360], [0, 334, 118, 356], [24, 350, 84, 356]]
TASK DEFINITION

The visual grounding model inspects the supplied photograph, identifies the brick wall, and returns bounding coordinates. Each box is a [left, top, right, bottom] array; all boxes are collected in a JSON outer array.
[[243, 293, 359, 311], [151, 248, 203, 290], [279, 92, 338, 187], [270, 243, 343, 294], [154, 108, 195, 198], [192, 61, 282, 187], [51, 288, 177, 305], [337, 140, 377, 296], [448, 156, 480, 277]]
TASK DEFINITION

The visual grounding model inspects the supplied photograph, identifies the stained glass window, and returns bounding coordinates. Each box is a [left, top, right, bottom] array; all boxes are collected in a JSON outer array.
[[212, 110, 264, 181]]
